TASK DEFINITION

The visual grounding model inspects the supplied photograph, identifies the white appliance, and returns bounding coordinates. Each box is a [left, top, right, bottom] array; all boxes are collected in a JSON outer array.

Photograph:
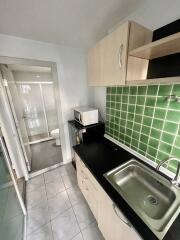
[[74, 107, 99, 126]]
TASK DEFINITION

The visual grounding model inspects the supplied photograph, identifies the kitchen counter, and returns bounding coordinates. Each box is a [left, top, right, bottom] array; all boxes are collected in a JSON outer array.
[[73, 137, 180, 240]]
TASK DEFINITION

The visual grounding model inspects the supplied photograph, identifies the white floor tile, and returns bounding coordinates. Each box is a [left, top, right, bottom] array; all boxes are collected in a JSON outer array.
[[47, 190, 71, 219], [26, 186, 47, 210], [27, 175, 44, 192], [45, 178, 65, 199], [51, 208, 80, 240], [27, 202, 50, 235], [73, 199, 95, 230], [44, 169, 61, 184], [27, 223, 53, 240], [82, 222, 104, 240], [67, 185, 84, 206]]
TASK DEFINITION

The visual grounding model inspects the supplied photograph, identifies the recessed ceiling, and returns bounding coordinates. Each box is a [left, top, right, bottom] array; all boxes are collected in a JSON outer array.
[[0, 0, 143, 48]]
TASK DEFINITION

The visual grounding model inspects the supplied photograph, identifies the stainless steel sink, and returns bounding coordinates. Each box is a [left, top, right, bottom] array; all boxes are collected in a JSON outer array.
[[104, 159, 180, 239]]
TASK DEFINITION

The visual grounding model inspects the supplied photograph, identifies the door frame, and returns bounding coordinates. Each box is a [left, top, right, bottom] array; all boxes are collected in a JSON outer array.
[[0, 56, 65, 176]]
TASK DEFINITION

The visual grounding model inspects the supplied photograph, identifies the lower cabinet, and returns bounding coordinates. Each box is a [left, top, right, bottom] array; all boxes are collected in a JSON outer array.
[[75, 154, 141, 240], [98, 185, 141, 240]]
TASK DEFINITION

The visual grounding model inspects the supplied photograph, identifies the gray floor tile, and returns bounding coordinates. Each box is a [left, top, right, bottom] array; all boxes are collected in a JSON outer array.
[[72, 233, 83, 240], [51, 208, 80, 240], [26, 175, 44, 192], [26, 186, 47, 210], [67, 185, 85, 206], [47, 190, 71, 219], [44, 168, 61, 184], [82, 222, 104, 240], [27, 202, 50, 235], [62, 173, 77, 189], [27, 223, 53, 240], [45, 177, 65, 199], [58, 164, 76, 177], [73, 199, 95, 230]]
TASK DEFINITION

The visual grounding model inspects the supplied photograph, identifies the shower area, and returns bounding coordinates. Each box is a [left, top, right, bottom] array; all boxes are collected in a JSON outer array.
[[14, 71, 59, 144], [0, 64, 63, 173]]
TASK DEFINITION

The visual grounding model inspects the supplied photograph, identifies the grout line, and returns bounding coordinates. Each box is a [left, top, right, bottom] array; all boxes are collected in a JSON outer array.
[[130, 86, 138, 147]]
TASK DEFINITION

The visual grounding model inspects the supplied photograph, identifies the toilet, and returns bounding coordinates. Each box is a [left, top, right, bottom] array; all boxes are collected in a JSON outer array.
[[51, 129, 60, 146]]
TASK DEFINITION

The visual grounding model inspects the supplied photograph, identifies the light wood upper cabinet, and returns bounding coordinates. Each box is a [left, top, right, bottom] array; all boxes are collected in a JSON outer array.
[[88, 22, 130, 86], [88, 21, 153, 86]]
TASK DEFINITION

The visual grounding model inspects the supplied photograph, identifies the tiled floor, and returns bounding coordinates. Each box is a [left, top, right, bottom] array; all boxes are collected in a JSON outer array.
[[26, 163, 104, 240], [31, 140, 63, 172]]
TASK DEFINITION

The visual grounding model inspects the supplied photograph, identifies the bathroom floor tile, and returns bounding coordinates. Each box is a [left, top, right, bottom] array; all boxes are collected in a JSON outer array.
[[27, 223, 53, 240], [45, 177, 65, 199]]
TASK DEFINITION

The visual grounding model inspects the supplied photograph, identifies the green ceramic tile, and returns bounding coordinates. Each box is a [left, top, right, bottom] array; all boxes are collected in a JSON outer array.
[[127, 113, 134, 120], [154, 108, 166, 120], [122, 103, 127, 111], [157, 152, 169, 162], [128, 105, 135, 113], [141, 125, 151, 135], [137, 96, 145, 105], [172, 84, 180, 95], [174, 136, 180, 148], [171, 147, 180, 159], [131, 139, 139, 148], [132, 131, 140, 140], [146, 146, 157, 158], [148, 137, 159, 148], [156, 97, 168, 109], [159, 142, 172, 154], [129, 96, 136, 104], [161, 132, 174, 145], [152, 119, 164, 130], [166, 110, 180, 123], [144, 107, 154, 117], [146, 97, 156, 107], [111, 95, 115, 102], [116, 95, 121, 102], [136, 106, 144, 115], [122, 95, 128, 103], [123, 87, 129, 94], [130, 86, 137, 95], [143, 116, 152, 127], [164, 122, 178, 134], [159, 85, 172, 96], [140, 134, 148, 144], [107, 87, 111, 94], [110, 102, 115, 108], [133, 123, 141, 132], [138, 86, 147, 95], [134, 115, 143, 123], [169, 101, 180, 111], [139, 142, 147, 152], [127, 120, 133, 129], [111, 87, 116, 94], [151, 128, 161, 139], [116, 103, 121, 110], [117, 87, 122, 94], [126, 128, 132, 136], [147, 85, 158, 95], [121, 111, 127, 119]]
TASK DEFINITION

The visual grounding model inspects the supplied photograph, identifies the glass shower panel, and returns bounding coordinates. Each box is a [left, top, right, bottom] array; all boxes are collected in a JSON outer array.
[[17, 83, 48, 141], [42, 84, 58, 132], [0, 139, 24, 240]]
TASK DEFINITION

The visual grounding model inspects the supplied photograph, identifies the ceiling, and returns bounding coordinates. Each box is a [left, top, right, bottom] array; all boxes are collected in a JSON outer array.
[[0, 0, 143, 48]]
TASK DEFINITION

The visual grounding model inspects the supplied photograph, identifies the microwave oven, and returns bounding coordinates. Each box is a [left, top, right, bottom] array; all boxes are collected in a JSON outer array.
[[74, 107, 99, 126]]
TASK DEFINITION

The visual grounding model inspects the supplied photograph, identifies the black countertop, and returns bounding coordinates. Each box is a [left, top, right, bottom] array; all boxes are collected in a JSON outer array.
[[73, 137, 180, 240]]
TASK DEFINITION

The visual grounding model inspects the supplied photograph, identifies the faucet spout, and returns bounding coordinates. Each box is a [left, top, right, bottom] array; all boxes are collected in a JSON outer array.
[[156, 157, 180, 187]]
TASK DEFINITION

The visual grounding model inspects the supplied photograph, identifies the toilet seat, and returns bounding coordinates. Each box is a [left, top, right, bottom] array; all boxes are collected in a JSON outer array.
[[51, 128, 60, 146]]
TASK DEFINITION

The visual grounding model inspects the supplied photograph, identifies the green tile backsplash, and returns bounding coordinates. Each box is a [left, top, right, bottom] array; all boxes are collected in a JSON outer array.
[[106, 84, 180, 173]]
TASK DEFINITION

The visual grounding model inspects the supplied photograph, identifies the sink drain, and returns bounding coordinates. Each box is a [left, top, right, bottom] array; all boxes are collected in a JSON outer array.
[[146, 195, 158, 205]]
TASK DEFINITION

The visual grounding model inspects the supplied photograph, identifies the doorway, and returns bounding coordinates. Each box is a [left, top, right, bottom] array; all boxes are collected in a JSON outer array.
[[0, 61, 63, 173]]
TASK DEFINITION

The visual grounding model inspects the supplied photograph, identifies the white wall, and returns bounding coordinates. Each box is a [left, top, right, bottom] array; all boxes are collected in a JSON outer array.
[[0, 34, 91, 174], [92, 0, 180, 118]]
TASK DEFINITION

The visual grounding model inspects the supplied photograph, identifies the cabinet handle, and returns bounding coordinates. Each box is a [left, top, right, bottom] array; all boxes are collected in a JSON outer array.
[[112, 203, 131, 227], [118, 44, 123, 68]]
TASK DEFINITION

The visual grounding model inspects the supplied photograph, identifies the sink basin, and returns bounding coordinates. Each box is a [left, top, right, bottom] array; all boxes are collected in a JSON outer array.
[[104, 159, 180, 239]]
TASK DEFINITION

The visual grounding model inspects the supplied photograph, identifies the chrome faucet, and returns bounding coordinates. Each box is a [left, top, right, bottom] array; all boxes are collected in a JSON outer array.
[[156, 157, 180, 187]]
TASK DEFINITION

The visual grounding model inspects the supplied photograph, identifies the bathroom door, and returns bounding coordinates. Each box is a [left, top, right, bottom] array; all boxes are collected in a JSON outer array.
[[0, 65, 32, 171]]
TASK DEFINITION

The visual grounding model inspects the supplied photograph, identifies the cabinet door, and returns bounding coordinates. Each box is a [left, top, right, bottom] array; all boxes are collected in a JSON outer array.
[[101, 21, 130, 86], [98, 186, 141, 240], [88, 41, 102, 86]]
